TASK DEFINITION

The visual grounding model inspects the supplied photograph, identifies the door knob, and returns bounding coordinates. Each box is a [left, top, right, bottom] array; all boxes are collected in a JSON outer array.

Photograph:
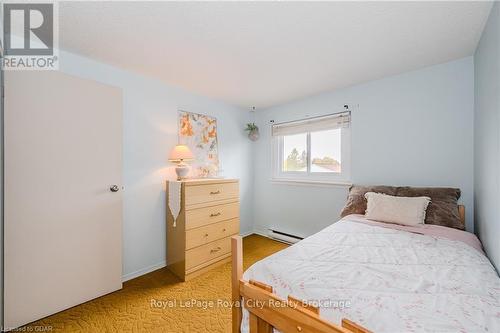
[[110, 185, 119, 192]]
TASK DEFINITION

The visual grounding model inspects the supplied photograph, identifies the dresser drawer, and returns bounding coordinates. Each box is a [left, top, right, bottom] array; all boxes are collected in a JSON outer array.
[[185, 182, 239, 206], [186, 218, 239, 250], [185, 237, 231, 270], [185, 201, 239, 230]]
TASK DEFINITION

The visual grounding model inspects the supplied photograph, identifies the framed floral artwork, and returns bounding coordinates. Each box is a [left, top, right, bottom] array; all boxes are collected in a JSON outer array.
[[178, 110, 219, 178]]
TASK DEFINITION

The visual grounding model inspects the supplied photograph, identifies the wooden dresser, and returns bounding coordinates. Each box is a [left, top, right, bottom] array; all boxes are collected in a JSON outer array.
[[166, 179, 239, 281]]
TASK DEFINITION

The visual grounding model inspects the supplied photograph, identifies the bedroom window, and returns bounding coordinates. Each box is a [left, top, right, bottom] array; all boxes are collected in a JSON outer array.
[[271, 112, 351, 183]]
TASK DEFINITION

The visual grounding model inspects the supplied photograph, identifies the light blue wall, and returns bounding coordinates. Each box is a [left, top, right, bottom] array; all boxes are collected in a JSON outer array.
[[253, 58, 475, 237], [58, 51, 253, 280], [474, 2, 500, 272], [0, 50, 4, 327]]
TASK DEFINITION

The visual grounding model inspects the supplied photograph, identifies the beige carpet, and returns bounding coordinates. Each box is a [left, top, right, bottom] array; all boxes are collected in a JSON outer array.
[[25, 234, 288, 332]]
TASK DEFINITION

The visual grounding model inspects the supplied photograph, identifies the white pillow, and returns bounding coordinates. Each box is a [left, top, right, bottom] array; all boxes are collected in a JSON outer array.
[[364, 192, 431, 226]]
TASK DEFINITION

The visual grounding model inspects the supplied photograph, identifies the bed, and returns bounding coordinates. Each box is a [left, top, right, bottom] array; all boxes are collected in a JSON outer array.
[[232, 211, 500, 333]]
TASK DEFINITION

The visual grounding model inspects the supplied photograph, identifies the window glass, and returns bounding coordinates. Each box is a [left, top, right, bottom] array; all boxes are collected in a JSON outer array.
[[310, 129, 341, 173], [282, 133, 307, 172]]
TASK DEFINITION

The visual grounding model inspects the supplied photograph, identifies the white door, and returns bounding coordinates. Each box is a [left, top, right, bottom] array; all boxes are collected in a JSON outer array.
[[4, 71, 123, 329]]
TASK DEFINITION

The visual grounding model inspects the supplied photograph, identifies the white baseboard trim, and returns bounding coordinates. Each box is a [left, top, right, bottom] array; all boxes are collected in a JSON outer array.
[[121, 230, 270, 282], [252, 227, 270, 238], [122, 260, 166, 282], [239, 230, 255, 238]]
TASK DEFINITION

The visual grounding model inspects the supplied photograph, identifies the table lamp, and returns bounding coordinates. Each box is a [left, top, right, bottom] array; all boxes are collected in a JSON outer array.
[[169, 145, 194, 180]]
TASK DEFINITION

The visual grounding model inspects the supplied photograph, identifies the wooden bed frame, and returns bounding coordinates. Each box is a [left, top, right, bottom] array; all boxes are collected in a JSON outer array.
[[231, 205, 466, 333]]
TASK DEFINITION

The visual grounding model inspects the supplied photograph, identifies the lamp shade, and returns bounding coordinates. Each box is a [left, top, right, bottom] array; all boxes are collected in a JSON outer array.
[[169, 144, 194, 162]]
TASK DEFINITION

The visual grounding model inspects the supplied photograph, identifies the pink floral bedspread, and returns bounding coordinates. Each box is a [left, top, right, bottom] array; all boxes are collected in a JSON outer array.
[[346, 214, 485, 254], [242, 216, 500, 333]]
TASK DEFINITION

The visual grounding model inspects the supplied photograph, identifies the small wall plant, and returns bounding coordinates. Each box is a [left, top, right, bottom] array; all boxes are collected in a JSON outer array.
[[245, 123, 259, 141], [245, 123, 258, 132]]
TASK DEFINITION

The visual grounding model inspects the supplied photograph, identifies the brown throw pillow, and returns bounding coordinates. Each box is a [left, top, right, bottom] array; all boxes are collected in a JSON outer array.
[[396, 187, 463, 230], [340, 185, 463, 230], [340, 185, 397, 216]]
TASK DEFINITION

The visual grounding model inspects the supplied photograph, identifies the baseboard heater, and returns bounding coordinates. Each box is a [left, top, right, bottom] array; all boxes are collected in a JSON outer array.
[[267, 229, 303, 244]]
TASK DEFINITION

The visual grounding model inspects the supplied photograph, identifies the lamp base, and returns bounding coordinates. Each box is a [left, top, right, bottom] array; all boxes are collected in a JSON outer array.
[[175, 162, 190, 180]]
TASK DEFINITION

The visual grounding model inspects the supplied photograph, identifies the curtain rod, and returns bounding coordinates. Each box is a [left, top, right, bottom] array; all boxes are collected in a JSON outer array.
[[270, 109, 350, 126]]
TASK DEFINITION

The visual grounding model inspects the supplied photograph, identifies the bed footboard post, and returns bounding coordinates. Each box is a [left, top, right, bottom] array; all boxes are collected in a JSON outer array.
[[458, 205, 465, 226], [232, 236, 243, 333]]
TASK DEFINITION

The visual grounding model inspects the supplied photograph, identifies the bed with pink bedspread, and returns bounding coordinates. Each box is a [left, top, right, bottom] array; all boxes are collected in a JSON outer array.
[[242, 215, 500, 333]]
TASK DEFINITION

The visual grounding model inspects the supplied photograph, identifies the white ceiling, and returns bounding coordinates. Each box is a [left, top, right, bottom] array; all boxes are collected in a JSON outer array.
[[59, 1, 493, 109]]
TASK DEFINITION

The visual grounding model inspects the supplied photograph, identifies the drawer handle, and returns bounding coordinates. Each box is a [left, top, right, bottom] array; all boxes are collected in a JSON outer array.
[[210, 246, 222, 253], [209, 190, 220, 195], [210, 212, 221, 217], [204, 233, 209, 237], [222, 228, 227, 232]]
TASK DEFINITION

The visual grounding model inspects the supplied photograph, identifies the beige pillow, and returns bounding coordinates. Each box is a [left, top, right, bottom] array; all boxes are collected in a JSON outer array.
[[364, 192, 431, 226]]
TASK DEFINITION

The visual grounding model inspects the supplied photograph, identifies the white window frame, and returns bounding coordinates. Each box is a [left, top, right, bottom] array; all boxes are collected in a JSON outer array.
[[271, 116, 351, 184]]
